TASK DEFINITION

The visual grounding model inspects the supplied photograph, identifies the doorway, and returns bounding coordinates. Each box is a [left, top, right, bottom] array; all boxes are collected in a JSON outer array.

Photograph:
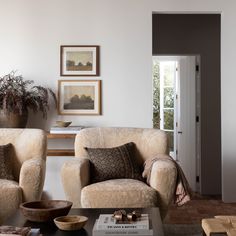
[[152, 55, 200, 191], [153, 13, 221, 195]]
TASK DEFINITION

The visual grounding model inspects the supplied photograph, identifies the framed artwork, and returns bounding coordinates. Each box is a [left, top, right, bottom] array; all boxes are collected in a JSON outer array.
[[58, 80, 101, 115], [60, 45, 99, 76]]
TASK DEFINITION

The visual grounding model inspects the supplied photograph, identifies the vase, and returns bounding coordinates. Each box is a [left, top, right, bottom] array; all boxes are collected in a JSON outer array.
[[0, 110, 28, 128]]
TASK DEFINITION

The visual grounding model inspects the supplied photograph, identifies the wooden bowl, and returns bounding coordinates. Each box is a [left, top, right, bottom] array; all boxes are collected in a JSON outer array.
[[54, 215, 88, 231], [56, 121, 72, 127], [20, 200, 72, 222]]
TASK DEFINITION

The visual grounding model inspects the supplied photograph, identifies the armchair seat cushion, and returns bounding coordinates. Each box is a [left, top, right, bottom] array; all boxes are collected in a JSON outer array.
[[81, 179, 158, 208], [0, 179, 22, 222]]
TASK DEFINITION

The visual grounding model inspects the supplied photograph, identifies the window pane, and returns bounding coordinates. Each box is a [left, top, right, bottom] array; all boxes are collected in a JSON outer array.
[[164, 109, 174, 130], [164, 87, 174, 108], [153, 112, 160, 129], [163, 62, 175, 87], [166, 131, 174, 152], [153, 60, 160, 129]]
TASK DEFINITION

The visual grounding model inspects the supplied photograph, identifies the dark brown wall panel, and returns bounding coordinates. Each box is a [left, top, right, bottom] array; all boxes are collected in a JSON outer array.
[[153, 14, 221, 194]]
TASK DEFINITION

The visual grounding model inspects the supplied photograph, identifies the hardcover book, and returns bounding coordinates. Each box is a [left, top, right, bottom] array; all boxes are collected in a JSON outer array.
[[93, 220, 153, 236], [0, 226, 40, 236], [97, 214, 149, 230], [50, 126, 85, 134]]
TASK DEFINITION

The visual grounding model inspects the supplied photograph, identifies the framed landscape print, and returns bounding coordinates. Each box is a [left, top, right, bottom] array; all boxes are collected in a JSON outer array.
[[58, 80, 101, 115], [60, 45, 99, 76]]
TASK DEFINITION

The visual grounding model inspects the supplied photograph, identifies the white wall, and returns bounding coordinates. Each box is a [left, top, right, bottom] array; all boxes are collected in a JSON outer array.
[[0, 0, 235, 202], [0, 0, 153, 130]]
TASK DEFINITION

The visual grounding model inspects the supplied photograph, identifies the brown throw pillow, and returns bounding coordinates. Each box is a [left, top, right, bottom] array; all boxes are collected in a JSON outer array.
[[0, 143, 14, 180], [85, 142, 144, 183]]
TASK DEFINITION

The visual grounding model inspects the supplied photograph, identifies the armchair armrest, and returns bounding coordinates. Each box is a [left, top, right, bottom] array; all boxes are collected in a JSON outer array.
[[19, 158, 46, 202], [149, 159, 177, 218], [61, 158, 90, 208]]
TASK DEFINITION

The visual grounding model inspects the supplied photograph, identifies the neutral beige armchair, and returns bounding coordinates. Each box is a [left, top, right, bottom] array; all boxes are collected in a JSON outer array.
[[0, 129, 46, 223], [61, 127, 177, 219]]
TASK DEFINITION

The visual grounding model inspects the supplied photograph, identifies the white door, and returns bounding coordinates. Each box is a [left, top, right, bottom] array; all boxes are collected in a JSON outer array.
[[153, 56, 198, 191], [176, 56, 197, 191]]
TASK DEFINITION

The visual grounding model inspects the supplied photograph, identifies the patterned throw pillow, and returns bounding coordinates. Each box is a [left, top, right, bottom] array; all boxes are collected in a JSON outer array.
[[85, 142, 144, 183], [0, 143, 14, 180]]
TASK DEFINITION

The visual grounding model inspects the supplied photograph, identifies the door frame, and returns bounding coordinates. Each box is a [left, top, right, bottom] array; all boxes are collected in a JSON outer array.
[[153, 55, 201, 192]]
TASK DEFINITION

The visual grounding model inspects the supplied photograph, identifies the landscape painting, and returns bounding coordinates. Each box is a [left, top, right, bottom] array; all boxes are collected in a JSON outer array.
[[60, 45, 99, 76], [64, 85, 94, 110], [58, 80, 101, 115], [66, 51, 93, 72]]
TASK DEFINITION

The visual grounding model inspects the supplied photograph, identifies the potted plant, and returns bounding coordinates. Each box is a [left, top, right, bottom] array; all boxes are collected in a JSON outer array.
[[0, 71, 57, 128]]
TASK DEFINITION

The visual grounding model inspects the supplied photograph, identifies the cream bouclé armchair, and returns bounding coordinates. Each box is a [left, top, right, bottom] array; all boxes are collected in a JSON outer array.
[[0, 129, 47, 223], [61, 127, 177, 219]]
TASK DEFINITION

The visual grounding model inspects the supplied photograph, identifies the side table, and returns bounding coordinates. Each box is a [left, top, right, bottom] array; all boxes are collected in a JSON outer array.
[[202, 216, 236, 236], [46, 132, 76, 156]]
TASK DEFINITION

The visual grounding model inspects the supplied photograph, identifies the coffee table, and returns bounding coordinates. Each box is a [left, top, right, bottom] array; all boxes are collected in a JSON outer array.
[[4, 208, 164, 236]]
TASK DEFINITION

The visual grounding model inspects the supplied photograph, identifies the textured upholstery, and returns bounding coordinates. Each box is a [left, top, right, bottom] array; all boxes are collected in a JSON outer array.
[[61, 127, 177, 219], [0, 129, 46, 224], [0, 179, 22, 224], [74, 127, 168, 165], [81, 179, 158, 208], [61, 158, 90, 208]]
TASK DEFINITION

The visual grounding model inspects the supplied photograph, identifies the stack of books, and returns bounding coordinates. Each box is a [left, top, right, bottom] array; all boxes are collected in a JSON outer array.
[[93, 214, 153, 236], [0, 226, 40, 236], [50, 126, 85, 134]]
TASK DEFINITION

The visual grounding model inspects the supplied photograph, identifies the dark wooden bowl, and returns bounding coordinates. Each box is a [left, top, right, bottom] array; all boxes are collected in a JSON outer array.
[[20, 200, 73, 222]]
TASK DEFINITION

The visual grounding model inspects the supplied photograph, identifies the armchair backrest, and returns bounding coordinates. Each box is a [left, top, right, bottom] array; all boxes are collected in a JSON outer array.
[[0, 129, 47, 180], [75, 127, 168, 164]]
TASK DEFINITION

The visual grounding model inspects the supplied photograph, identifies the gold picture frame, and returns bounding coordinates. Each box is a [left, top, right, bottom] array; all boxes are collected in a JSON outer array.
[[58, 80, 101, 115]]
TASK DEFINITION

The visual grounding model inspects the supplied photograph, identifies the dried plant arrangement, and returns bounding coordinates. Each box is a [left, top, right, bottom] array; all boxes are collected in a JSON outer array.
[[0, 71, 57, 118]]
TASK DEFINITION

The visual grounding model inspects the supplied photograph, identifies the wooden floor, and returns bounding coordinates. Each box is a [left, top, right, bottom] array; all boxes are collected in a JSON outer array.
[[164, 193, 236, 224]]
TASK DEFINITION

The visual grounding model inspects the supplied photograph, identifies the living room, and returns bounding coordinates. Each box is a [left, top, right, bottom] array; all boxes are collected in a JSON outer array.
[[0, 0, 235, 235]]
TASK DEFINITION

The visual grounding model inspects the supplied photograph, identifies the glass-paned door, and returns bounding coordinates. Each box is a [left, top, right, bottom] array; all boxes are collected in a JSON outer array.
[[153, 60, 177, 159], [153, 56, 198, 191]]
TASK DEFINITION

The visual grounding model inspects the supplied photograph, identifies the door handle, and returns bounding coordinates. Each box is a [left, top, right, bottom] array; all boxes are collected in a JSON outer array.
[[178, 131, 183, 134]]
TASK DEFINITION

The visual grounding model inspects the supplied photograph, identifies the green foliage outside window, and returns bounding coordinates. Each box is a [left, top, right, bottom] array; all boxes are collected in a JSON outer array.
[[153, 61, 175, 151], [164, 88, 174, 108], [164, 110, 174, 130], [153, 61, 160, 129]]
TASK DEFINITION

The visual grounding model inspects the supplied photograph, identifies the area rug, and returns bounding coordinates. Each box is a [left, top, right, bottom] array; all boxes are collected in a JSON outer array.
[[163, 224, 202, 236]]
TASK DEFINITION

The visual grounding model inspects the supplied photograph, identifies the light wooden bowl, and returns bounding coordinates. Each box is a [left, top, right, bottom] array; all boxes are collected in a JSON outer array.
[[56, 121, 72, 127], [54, 215, 88, 231]]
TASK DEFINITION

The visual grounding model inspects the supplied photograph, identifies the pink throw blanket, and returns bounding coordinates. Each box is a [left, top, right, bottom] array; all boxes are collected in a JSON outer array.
[[142, 154, 192, 206]]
